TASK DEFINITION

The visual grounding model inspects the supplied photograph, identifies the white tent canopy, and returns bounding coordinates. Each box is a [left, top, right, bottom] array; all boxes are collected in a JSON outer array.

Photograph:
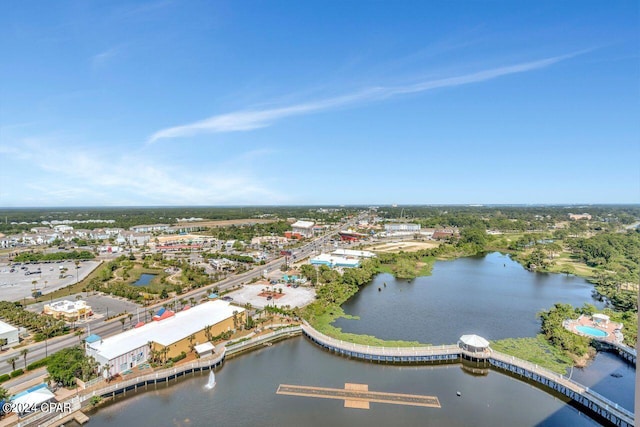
[[593, 313, 610, 321], [459, 334, 490, 349], [11, 388, 55, 413]]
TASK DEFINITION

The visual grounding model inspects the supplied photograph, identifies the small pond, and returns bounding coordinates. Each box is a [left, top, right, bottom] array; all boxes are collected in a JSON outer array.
[[131, 273, 157, 287]]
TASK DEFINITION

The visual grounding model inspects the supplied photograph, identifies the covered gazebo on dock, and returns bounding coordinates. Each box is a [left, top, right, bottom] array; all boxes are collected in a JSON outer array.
[[458, 334, 490, 353]]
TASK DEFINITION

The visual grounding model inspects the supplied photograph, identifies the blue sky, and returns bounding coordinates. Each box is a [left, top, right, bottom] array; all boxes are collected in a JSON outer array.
[[0, 1, 638, 207]]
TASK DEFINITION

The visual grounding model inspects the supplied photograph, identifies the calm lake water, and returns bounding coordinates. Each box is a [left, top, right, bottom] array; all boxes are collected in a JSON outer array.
[[83, 338, 600, 427], [132, 274, 156, 287], [334, 252, 605, 343]]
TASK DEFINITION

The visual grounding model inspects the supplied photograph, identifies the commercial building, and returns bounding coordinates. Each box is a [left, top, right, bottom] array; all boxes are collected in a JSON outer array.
[[384, 223, 421, 233], [85, 300, 245, 377], [310, 253, 360, 268], [43, 300, 92, 321], [331, 249, 376, 259], [0, 320, 19, 346], [290, 220, 315, 238]]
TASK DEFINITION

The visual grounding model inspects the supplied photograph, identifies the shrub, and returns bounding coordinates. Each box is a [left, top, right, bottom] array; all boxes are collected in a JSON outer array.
[[0, 374, 10, 383], [27, 357, 49, 371], [10, 369, 23, 378], [170, 352, 187, 363]]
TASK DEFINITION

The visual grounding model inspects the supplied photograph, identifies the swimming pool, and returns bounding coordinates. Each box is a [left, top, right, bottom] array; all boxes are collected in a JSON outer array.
[[576, 325, 608, 337]]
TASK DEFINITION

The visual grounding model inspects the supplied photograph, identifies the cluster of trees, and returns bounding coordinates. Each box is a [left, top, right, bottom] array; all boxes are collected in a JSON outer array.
[[538, 303, 637, 360], [378, 205, 639, 232], [569, 231, 640, 311], [83, 256, 213, 303], [302, 260, 379, 323], [207, 221, 292, 241], [13, 250, 95, 262], [204, 252, 255, 263], [47, 346, 99, 387], [538, 303, 592, 358], [0, 301, 68, 340]]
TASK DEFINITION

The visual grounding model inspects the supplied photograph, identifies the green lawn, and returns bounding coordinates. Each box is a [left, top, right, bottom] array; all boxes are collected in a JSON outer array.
[[491, 335, 573, 374]]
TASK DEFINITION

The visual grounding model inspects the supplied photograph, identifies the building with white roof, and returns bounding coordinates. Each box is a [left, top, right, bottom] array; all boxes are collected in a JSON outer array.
[[310, 253, 360, 268], [384, 223, 421, 233], [44, 300, 92, 321], [85, 300, 244, 376], [291, 220, 315, 238], [332, 249, 377, 259], [0, 320, 19, 346]]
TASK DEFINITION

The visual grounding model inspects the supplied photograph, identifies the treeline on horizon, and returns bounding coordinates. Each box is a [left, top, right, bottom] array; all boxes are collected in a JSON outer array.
[[1, 205, 638, 231], [0, 206, 359, 234]]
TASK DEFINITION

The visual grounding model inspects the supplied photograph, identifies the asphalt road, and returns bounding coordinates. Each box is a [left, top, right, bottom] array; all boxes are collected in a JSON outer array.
[[0, 212, 367, 378]]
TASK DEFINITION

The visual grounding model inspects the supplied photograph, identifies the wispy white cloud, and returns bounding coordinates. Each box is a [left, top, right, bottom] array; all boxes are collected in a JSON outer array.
[[149, 52, 581, 143], [2, 139, 285, 206], [91, 46, 124, 67]]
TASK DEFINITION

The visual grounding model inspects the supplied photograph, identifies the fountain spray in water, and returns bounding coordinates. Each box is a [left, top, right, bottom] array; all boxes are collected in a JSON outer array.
[[205, 370, 216, 390]]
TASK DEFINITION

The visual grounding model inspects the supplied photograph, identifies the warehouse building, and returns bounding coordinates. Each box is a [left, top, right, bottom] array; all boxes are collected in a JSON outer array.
[[85, 300, 245, 377]]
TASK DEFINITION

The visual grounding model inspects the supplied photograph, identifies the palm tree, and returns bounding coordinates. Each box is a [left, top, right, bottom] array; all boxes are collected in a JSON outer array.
[[6, 357, 18, 372], [75, 329, 84, 343], [119, 317, 126, 331], [20, 348, 29, 369], [204, 325, 213, 342], [103, 363, 112, 380], [128, 313, 134, 326], [232, 310, 239, 330], [188, 334, 196, 352], [0, 386, 9, 401]]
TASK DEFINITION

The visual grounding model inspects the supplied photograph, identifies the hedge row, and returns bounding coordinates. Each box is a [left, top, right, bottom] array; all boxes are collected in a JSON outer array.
[[27, 357, 49, 371]]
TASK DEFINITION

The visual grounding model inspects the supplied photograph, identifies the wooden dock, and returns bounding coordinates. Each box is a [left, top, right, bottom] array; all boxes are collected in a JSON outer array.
[[47, 410, 89, 426], [277, 383, 441, 410]]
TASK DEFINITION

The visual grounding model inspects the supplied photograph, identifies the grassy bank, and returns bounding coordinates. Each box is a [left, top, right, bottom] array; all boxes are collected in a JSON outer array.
[[375, 253, 436, 279], [309, 304, 427, 347], [491, 335, 573, 374]]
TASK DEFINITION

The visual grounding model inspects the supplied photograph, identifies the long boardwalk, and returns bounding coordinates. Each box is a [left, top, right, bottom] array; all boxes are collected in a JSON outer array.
[[301, 323, 635, 427]]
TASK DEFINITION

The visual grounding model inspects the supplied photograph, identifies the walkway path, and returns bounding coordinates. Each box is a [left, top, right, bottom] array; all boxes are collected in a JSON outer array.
[[301, 323, 635, 427]]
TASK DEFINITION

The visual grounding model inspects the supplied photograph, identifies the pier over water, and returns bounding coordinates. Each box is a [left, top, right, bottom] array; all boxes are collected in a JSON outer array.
[[301, 323, 634, 427]]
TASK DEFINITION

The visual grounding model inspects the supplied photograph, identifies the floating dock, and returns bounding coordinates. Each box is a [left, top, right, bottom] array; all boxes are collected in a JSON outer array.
[[277, 383, 441, 410]]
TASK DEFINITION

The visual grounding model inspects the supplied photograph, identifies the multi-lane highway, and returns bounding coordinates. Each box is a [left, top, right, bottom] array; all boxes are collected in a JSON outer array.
[[0, 212, 368, 377]]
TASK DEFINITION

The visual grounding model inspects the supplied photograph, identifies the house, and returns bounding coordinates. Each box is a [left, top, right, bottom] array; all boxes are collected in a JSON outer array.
[[53, 225, 74, 233], [117, 231, 151, 246]]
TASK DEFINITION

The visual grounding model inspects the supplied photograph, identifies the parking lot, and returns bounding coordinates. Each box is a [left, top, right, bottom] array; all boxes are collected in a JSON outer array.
[[226, 282, 316, 309], [0, 260, 101, 302]]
